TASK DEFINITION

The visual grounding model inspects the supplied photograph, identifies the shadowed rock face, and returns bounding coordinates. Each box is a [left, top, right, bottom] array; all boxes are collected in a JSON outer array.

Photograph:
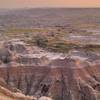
[[0, 40, 99, 100], [0, 48, 11, 64]]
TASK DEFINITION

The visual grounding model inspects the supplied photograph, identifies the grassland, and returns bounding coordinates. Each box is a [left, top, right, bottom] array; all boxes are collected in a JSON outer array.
[[0, 8, 100, 53]]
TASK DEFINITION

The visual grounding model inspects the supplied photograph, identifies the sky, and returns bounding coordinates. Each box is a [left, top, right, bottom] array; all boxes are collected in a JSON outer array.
[[0, 0, 100, 8]]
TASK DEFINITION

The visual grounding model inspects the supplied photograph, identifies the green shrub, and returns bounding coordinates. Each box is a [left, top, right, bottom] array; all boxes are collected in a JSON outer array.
[[34, 35, 48, 48]]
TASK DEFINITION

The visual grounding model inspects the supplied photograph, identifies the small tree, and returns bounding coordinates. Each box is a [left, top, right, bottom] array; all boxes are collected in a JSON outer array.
[[34, 35, 48, 48]]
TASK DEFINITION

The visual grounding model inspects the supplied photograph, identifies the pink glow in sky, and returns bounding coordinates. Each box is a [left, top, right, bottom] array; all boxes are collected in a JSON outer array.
[[0, 0, 100, 8]]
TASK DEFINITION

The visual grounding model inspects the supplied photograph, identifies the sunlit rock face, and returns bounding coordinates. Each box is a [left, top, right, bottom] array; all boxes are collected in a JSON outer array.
[[0, 39, 99, 67], [0, 39, 99, 100], [0, 60, 99, 100], [38, 96, 53, 100]]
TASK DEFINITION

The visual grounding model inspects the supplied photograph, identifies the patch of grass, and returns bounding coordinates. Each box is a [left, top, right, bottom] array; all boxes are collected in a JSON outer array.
[[47, 42, 78, 53], [33, 35, 48, 48], [81, 44, 100, 52], [3, 27, 100, 53]]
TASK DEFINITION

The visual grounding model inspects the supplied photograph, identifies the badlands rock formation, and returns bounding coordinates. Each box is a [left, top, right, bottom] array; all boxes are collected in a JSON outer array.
[[0, 78, 52, 100], [0, 39, 99, 100]]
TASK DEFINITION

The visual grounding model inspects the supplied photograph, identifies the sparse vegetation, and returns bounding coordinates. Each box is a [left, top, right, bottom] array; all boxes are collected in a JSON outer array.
[[34, 35, 48, 48]]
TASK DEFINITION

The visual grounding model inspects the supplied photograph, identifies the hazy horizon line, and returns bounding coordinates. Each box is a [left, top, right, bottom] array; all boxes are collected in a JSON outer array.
[[0, 6, 100, 10]]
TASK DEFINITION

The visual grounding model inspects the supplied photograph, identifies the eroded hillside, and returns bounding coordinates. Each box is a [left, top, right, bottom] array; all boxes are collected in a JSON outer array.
[[0, 39, 99, 100]]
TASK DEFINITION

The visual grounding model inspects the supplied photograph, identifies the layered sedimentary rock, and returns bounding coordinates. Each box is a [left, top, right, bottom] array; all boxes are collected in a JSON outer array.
[[0, 40, 99, 100]]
